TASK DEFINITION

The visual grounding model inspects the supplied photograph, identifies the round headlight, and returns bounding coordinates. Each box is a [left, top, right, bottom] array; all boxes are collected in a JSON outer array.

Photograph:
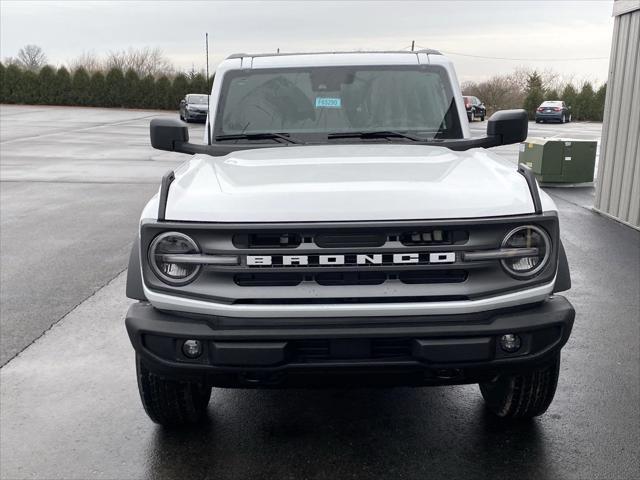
[[500, 225, 551, 278], [149, 232, 201, 285]]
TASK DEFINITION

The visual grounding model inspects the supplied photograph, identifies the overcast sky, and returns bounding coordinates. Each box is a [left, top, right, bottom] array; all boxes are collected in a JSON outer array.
[[1, 0, 614, 84]]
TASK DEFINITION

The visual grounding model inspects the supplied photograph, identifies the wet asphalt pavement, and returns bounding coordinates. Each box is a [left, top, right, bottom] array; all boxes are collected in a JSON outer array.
[[0, 106, 638, 479]]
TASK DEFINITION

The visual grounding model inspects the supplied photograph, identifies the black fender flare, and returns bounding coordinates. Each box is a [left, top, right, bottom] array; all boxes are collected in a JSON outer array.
[[126, 236, 147, 301], [553, 240, 571, 293]]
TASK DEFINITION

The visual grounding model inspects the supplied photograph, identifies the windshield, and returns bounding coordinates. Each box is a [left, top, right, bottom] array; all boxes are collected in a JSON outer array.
[[214, 65, 462, 141], [187, 94, 208, 104]]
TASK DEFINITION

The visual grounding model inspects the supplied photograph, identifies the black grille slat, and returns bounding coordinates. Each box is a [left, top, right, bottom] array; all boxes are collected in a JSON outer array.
[[315, 272, 387, 286], [234, 233, 302, 248], [399, 270, 467, 284], [234, 270, 467, 287], [315, 233, 386, 248], [234, 273, 302, 287]]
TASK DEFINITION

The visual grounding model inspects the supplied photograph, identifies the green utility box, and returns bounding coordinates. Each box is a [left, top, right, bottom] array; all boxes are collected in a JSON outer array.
[[518, 138, 597, 184]]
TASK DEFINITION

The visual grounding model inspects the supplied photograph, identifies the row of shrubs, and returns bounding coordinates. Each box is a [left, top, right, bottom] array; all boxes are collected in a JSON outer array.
[[0, 63, 211, 110]]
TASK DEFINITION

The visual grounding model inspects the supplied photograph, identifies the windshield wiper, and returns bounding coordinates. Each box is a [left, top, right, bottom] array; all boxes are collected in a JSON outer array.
[[327, 130, 423, 141], [214, 132, 301, 144]]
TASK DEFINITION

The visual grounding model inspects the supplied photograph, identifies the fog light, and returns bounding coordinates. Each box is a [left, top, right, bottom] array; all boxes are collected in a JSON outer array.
[[182, 339, 202, 358], [499, 334, 521, 353]]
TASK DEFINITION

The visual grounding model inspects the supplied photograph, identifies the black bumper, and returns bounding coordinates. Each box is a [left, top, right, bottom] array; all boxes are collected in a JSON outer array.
[[184, 112, 207, 121], [536, 113, 563, 121], [126, 296, 574, 387]]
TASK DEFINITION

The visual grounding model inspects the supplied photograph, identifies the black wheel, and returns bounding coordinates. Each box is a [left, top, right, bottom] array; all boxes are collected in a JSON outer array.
[[136, 355, 211, 427], [480, 115, 485, 122], [479, 353, 561, 419], [535, 119, 541, 123]]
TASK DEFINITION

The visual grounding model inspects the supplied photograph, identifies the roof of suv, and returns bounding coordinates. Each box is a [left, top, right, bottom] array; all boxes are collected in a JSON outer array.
[[226, 49, 442, 60]]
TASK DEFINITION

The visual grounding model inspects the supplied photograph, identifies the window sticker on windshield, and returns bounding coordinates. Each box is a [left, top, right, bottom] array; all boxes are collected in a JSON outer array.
[[315, 97, 341, 108]]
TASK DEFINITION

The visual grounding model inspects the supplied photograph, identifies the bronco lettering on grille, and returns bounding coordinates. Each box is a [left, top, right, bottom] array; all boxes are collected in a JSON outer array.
[[246, 253, 456, 267]]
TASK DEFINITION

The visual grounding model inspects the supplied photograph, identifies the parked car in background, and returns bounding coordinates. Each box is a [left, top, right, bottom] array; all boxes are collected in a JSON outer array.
[[535, 101, 571, 123], [463, 96, 486, 122], [179, 94, 209, 123]]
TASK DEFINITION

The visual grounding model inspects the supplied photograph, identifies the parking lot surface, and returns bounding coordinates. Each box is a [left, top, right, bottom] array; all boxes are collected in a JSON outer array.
[[1, 105, 638, 479]]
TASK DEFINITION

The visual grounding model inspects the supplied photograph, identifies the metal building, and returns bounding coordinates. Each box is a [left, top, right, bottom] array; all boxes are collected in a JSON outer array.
[[594, 0, 640, 230]]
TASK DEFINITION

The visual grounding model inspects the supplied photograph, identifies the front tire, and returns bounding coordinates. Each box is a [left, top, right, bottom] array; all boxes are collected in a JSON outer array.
[[479, 353, 560, 419], [136, 355, 212, 427]]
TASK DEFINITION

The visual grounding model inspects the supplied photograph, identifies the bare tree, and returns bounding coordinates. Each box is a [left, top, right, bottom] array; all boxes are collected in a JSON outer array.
[[68, 51, 103, 73], [2, 56, 22, 67], [462, 74, 526, 114], [105, 47, 174, 77], [17, 45, 47, 71]]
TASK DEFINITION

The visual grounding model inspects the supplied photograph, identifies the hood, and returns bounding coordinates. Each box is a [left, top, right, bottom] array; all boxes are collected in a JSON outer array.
[[163, 144, 542, 222]]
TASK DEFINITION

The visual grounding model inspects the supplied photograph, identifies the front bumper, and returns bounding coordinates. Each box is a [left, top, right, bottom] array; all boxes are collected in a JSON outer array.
[[126, 296, 574, 387], [185, 110, 207, 120]]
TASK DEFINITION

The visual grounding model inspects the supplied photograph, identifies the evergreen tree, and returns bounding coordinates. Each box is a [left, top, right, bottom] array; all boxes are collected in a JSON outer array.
[[154, 75, 172, 109], [18, 70, 39, 104], [172, 73, 189, 107], [523, 71, 544, 120], [72, 67, 91, 106], [89, 71, 107, 107], [545, 89, 559, 102], [3, 64, 23, 103], [189, 72, 207, 94], [54, 67, 72, 105], [104, 67, 125, 107], [139, 74, 156, 109], [0, 62, 6, 103], [561, 84, 578, 113], [575, 82, 595, 120], [37, 65, 56, 105], [594, 84, 607, 122], [123, 69, 141, 108]]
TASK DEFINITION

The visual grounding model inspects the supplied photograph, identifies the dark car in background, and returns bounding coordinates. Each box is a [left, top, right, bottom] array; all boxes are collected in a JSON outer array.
[[463, 96, 486, 122], [536, 100, 571, 123], [179, 94, 209, 123]]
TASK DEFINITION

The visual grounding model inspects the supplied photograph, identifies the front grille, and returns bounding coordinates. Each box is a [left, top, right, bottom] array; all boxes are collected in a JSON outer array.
[[234, 270, 467, 287], [141, 215, 559, 306]]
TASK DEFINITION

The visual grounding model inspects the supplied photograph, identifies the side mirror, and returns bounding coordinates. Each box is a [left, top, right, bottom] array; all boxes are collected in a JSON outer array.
[[150, 118, 210, 155], [486, 109, 528, 145], [180, 99, 186, 105], [150, 118, 189, 151]]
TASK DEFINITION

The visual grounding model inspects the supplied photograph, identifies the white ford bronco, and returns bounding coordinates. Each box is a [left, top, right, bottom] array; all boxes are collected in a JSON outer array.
[[125, 50, 574, 426]]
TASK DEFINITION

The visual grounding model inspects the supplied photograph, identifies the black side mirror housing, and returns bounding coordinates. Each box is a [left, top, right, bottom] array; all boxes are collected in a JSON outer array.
[[486, 109, 528, 145], [150, 118, 209, 155], [150, 118, 189, 151]]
